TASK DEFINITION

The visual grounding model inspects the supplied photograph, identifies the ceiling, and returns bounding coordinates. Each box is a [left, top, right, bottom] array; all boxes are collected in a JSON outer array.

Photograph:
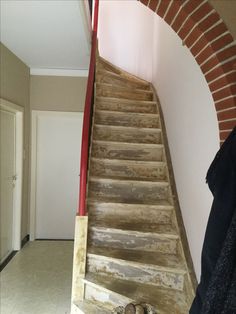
[[0, 0, 91, 74]]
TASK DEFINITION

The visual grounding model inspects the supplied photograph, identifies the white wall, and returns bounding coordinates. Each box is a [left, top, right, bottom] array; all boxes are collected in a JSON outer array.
[[98, 0, 154, 82], [98, 1, 220, 280], [152, 16, 219, 279]]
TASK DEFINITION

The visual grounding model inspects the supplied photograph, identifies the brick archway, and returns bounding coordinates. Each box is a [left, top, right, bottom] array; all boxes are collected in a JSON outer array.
[[139, 0, 236, 144]]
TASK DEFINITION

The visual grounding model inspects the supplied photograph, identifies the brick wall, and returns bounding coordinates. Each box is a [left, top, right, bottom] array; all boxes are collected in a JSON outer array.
[[139, 0, 236, 144]]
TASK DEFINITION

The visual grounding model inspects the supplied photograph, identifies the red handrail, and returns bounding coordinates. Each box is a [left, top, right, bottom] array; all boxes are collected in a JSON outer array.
[[78, 0, 99, 216]]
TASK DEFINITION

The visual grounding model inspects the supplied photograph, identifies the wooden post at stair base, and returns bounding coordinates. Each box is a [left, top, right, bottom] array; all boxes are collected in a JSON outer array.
[[71, 216, 88, 306]]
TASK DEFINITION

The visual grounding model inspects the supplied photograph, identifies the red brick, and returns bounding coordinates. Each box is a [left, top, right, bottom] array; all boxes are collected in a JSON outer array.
[[201, 46, 236, 74], [220, 130, 231, 141], [140, 0, 149, 6], [216, 96, 236, 111], [171, 8, 188, 33], [164, 0, 182, 25], [178, 17, 195, 40], [149, 0, 159, 11], [217, 107, 236, 121], [157, 0, 171, 18], [191, 36, 209, 56], [186, 27, 206, 48], [217, 46, 236, 63], [196, 34, 233, 65], [204, 23, 229, 43], [219, 119, 236, 130], [183, 0, 206, 15], [209, 72, 236, 92], [205, 60, 236, 82], [213, 84, 236, 102], [190, 2, 212, 23], [198, 12, 221, 33]]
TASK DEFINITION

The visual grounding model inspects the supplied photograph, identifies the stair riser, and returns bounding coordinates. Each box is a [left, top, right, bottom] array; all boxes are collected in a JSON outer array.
[[88, 180, 171, 204], [96, 72, 150, 91], [96, 85, 153, 101], [94, 112, 159, 128], [92, 142, 164, 161], [88, 204, 173, 225], [90, 159, 167, 181], [93, 126, 162, 144], [96, 98, 157, 113], [89, 229, 178, 254], [84, 283, 133, 309], [87, 256, 185, 291]]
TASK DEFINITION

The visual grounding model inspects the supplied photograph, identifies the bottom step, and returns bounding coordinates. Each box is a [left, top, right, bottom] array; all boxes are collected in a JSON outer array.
[[84, 273, 190, 314], [73, 300, 111, 314]]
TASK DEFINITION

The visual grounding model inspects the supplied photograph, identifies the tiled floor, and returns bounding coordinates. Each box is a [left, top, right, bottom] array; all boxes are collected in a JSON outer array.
[[0, 241, 74, 314]]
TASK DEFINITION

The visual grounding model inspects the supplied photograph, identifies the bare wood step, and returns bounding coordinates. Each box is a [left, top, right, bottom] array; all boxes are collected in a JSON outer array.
[[98, 57, 150, 87], [87, 253, 186, 291], [87, 201, 174, 225], [88, 177, 172, 205], [87, 246, 185, 270], [91, 141, 164, 161], [96, 70, 151, 90], [88, 226, 178, 254], [93, 125, 162, 144], [74, 300, 112, 314], [96, 83, 153, 101], [84, 274, 190, 314], [89, 219, 176, 234], [94, 110, 159, 128], [89, 158, 167, 181], [96, 97, 158, 113]]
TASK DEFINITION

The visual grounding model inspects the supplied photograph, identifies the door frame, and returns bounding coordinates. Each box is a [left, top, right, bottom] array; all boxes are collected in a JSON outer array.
[[0, 98, 24, 252], [30, 110, 83, 240]]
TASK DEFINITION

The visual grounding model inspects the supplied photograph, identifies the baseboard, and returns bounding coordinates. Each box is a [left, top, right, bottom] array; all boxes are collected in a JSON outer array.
[[0, 251, 17, 272], [21, 234, 30, 248]]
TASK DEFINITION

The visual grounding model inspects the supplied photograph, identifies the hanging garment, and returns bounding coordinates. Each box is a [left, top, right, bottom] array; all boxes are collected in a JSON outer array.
[[190, 127, 236, 314]]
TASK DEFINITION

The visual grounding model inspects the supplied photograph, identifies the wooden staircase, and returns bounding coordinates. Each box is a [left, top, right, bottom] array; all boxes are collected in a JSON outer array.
[[71, 57, 196, 314]]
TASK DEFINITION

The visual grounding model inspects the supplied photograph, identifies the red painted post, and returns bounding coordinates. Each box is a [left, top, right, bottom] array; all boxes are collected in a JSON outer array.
[[78, 0, 99, 216]]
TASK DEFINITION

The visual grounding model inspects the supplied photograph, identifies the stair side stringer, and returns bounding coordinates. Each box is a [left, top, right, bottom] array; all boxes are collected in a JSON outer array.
[[150, 84, 198, 305]]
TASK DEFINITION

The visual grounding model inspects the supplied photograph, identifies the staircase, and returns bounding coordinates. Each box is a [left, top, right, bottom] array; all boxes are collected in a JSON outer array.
[[72, 57, 196, 314]]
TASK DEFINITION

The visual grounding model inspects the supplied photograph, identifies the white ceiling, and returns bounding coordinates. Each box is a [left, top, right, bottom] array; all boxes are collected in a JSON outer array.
[[0, 0, 91, 74]]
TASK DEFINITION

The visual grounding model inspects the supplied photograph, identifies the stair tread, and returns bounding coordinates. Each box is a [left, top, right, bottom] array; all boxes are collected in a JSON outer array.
[[85, 273, 190, 313], [89, 176, 169, 185], [97, 69, 150, 85], [95, 109, 158, 117], [93, 139, 164, 147], [96, 96, 157, 105], [88, 196, 172, 206], [96, 82, 153, 94], [94, 123, 161, 132], [96, 70, 151, 91], [90, 157, 165, 166], [87, 246, 185, 270], [89, 220, 177, 234], [90, 225, 178, 238], [87, 199, 174, 210], [74, 300, 111, 314]]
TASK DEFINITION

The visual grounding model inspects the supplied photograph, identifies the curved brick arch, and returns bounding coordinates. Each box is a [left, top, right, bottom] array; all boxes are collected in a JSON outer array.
[[139, 0, 236, 143]]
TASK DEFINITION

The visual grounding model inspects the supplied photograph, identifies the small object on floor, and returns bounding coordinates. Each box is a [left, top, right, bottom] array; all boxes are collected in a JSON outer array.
[[113, 303, 157, 314], [125, 303, 136, 314]]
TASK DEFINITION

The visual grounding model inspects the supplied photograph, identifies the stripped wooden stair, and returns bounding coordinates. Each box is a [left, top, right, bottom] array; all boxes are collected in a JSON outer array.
[[71, 57, 196, 314]]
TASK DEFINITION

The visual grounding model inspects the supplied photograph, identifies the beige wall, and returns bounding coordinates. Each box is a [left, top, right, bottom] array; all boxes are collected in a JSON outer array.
[[30, 75, 87, 112], [0, 43, 30, 240], [210, 0, 236, 40]]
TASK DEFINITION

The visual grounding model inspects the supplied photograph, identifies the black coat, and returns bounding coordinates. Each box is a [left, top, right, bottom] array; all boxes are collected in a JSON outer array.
[[190, 127, 236, 314]]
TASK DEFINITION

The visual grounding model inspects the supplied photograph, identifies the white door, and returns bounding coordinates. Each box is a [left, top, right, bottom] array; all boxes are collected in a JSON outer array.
[[34, 112, 83, 239], [0, 110, 16, 262]]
